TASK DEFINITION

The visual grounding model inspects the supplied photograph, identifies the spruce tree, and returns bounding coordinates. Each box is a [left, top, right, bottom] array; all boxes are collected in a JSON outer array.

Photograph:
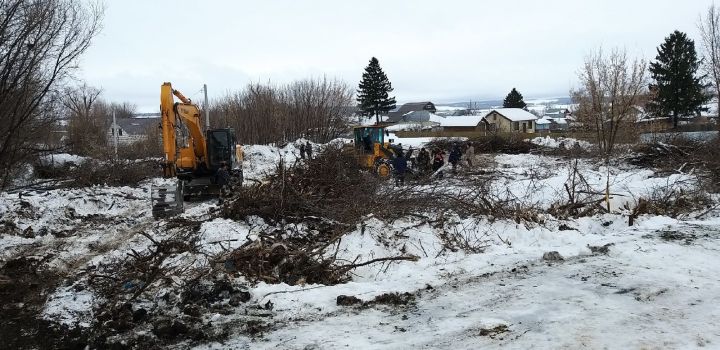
[[649, 30, 708, 128], [503, 88, 527, 109], [357, 57, 396, 124]]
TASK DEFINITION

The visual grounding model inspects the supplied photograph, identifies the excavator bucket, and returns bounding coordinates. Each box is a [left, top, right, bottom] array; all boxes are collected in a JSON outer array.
[[151, 181, 184, 218]]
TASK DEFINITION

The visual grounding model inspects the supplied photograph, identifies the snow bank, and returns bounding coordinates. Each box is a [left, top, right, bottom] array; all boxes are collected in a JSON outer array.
[[387, 133, 468, 148], [42, 285, 96, 328], [385, 122, 434, 132], [492, 154, 696, 212], [0, 185, 150, 232], [528, 136, 592, 150], [38, 153, 89, 167], [197, 218, 251, 255]]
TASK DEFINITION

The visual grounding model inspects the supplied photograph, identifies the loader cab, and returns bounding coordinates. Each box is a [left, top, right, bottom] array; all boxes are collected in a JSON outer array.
[[206, 128, 236, 171], [354, 126, 392, 154]]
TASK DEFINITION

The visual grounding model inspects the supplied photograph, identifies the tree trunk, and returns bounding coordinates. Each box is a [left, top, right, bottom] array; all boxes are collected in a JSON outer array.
[[717, 84, 720, 130]]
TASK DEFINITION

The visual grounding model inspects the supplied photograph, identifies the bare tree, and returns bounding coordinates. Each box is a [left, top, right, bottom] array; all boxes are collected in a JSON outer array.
[[572, 48, 647, 155], [0, 0, 103, 188], [110, 101, 138, 119], [64, 84, 109, 155], [210, 77, 354, 145], [698, 4, 720, 123], [63, 83, 102, 119]]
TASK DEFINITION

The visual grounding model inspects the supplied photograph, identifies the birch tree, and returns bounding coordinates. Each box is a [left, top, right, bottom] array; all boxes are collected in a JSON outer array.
[[572, 48, 647, 155], [698, 4, 720, 122]]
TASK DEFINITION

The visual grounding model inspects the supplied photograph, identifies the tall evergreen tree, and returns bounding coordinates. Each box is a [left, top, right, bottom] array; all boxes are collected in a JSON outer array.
[[649, 30, 708, 128], [503, 88, 527, 109], [357, 57, 396, 124]]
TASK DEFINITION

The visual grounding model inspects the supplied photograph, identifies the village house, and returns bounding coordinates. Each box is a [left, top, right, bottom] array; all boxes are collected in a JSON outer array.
[[108, 117, 159, 145], [385, 110, 489, 132], [537, 116, 572, 132], [481, 108, 538, 133], [387, 102, 436, 123]]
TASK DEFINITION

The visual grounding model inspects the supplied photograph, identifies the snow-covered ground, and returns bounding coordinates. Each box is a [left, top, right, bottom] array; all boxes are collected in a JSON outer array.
[[199, 215, 720, 349], [1, 141, 719, 349], [242, 138, 350, 182], [528, 136, 593, 150]]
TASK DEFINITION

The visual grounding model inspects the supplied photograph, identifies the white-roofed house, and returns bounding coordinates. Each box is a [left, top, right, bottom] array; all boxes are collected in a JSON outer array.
[[108, 117, 160, 145], [430, 113, 487, 132], [481, 108, 538, 133], [535, 116, 553, 132], [385, 111, 488, 132]]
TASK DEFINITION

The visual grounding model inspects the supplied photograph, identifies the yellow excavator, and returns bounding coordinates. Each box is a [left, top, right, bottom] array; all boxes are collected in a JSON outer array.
[[152, 82, 239, 217]]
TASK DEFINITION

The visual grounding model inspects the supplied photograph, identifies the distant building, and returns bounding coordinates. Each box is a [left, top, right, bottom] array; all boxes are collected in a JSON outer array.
[[481, 108, 538, 133], [387, 110, 487, 132], [387, 102, 436, 123], [108, 117, 159, 145], [535, 116, 568, 132]]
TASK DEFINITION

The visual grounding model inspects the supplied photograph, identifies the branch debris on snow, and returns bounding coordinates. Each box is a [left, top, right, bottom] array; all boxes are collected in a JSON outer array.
[[1, 137, 720, 349]]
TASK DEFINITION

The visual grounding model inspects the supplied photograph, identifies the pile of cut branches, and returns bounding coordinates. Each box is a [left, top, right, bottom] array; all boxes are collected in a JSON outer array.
[[629, 138, 720, 190], [222, 145, 381, 225], [222, 222, 417, 286], [34, 158, 158, 188], [548, 160, 608, 219], [472, 135, 539, 154]]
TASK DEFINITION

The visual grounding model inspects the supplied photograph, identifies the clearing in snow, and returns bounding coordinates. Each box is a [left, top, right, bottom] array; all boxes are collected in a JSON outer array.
[[1, 138, 719, 349]]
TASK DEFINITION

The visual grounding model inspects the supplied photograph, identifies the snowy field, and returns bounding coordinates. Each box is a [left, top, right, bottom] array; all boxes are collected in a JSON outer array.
[[1, 137, 719, 349]]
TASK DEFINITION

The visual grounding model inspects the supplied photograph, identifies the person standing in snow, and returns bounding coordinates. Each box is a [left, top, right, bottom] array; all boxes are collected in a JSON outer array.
[[392, 153, 408, 185], [405, 147, 414, 168], [306, 141, 313, 159], [417, 147, 430, 173], [463, 142, 475, 167], [299, 143, 306, 159], [448, 143, 462, 173], [234, 143, 244, 185], [432, 148, 445, 178]]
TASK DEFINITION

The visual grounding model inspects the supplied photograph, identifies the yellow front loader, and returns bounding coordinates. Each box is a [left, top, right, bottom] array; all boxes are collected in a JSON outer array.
[[352, 126, 399, 177]]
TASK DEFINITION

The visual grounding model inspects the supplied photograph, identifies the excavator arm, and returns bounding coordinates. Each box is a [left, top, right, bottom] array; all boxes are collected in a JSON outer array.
[[160, 82, 208, 177]]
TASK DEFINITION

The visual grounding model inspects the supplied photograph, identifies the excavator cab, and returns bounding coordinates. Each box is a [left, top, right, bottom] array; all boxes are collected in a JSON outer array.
[[353, 126, 395, 177], [206, 128, 236, 172]]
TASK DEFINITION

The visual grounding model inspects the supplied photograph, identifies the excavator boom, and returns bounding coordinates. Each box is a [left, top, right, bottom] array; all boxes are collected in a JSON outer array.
[[160, 82, 208, 176]]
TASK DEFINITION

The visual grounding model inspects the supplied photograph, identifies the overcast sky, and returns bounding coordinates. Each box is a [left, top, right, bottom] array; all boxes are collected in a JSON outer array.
[[77, 0, 715, 112]]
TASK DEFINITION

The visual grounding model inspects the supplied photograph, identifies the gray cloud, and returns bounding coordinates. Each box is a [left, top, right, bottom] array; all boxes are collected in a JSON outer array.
[[78, 0, 713, 111]]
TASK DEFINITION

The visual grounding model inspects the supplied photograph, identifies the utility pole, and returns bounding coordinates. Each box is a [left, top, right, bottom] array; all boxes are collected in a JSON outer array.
[[112, 111, 118, 160], [203, 84, 210, 131]]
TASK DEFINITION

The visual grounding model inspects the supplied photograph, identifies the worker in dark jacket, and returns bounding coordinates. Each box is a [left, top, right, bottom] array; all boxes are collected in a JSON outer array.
[[299, 143, 306, 159], [448, 143, 462, 173], [392, 154, 408, 185], [306, 141, 313, 159]]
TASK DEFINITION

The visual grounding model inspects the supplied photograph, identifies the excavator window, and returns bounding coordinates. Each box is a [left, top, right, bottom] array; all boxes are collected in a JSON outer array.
[[207, 129, 234, 170], [354, 127, 387, 154]]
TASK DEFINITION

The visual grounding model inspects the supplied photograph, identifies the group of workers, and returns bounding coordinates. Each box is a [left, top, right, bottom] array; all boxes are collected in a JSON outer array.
[[389, 142, 476, 184]]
